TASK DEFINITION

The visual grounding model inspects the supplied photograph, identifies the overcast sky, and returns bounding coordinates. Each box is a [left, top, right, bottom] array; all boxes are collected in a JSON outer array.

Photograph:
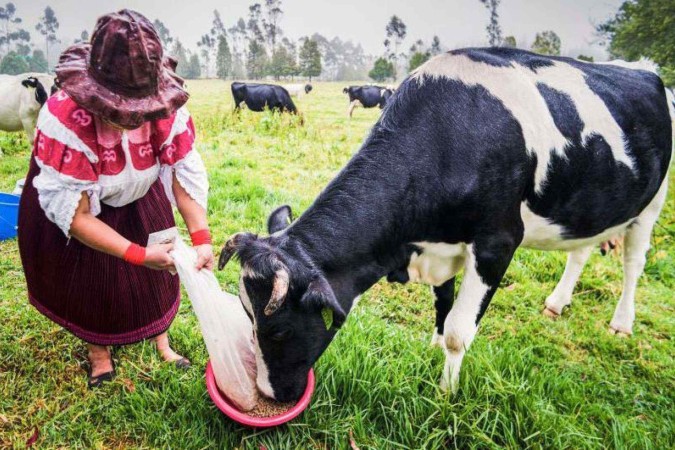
[[17, 0, 623, 61]]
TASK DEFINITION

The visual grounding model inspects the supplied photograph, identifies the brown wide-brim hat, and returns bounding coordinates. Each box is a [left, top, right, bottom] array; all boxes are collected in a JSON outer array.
[[56, 9, 188, 129]]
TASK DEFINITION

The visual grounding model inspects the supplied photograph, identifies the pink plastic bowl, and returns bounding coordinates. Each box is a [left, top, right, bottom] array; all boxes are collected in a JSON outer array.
[[205, 360, 315, 428]]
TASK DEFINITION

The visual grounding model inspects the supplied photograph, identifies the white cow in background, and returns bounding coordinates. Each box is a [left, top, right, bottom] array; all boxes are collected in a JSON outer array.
[[0, 73, 56, 145], [282, 83, 312, 98]]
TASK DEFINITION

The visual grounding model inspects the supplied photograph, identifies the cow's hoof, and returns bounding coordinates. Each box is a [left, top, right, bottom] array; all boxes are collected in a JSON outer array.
[[430, 333, 444, 348], [542, 307, 560, 319], [609, 325, 632, 338]]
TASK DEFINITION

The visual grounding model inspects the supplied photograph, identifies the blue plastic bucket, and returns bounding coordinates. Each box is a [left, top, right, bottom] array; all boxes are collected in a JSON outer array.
[[0, 193, 20, 240]]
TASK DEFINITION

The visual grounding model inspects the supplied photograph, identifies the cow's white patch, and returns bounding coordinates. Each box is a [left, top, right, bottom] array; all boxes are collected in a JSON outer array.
[[531, 63, 633, 169], [441, 244, 489, 393], [413, 53, 634, 193], [520, 202, 634, 251], [407, 241, 466, 286], [239, 277, 275, 398]]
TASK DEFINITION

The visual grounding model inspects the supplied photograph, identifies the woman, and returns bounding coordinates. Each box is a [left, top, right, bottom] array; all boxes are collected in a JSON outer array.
[[18, 10, 214, 388]]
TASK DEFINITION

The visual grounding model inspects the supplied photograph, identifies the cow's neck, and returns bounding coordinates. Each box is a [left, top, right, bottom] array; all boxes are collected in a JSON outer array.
[[287, 139, 424, 311]]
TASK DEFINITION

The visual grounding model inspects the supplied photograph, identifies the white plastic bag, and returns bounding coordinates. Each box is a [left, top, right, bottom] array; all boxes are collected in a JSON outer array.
[[171, 236, 258, 411]]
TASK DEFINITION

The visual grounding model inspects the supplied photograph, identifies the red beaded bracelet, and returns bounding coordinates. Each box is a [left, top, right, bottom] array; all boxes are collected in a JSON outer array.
[[190, 229, 212, 246], [123, 243, 146, 266]]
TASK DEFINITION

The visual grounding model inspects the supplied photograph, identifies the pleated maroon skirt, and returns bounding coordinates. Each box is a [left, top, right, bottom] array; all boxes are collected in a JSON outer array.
[[18, 158, 180, 345]]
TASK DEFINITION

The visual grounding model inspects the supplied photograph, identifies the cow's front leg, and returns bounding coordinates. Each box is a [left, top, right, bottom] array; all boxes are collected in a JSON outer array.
[[347, 100, 359, 118], [431, 278, 455, 347], [441, 234, 519, 393]]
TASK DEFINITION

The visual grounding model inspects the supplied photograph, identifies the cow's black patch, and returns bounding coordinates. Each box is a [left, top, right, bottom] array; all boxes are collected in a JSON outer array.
[[536, 83, 584, 142], [453, 47, 555, 71]]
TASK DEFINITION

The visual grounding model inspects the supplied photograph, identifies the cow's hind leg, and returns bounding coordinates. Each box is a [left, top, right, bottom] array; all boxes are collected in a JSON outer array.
[[543, 246, 593, 317], [431, 278, 454, 347], [441, 232, 520, 393], [610, 179, 667, 336]]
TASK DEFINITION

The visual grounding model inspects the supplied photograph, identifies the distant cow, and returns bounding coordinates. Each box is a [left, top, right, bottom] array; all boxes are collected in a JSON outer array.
[[0, 73, 56, 144], [231, 82, 298, 114], [343, 85, 395, 117], [283, 83, 312, 98], [219, 48, 671, 403]]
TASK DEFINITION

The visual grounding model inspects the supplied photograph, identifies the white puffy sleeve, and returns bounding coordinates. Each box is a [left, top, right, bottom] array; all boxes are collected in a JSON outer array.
[[157, 107, 209, 211]]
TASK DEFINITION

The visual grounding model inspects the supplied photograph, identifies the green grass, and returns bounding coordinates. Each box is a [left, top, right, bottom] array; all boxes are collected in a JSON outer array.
[[0, 80, 673, 449]]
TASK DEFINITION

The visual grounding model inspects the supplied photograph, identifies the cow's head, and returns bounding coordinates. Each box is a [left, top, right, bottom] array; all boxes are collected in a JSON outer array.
[[305, 84, 313, 94], [21, 77, 58, 106], [218, 206, 347, 402], [342, 87, 349, 94], [21, 77, 49, 106]]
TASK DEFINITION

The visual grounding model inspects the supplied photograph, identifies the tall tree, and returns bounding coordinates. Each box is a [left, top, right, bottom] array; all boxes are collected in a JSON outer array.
[[228, 18, 247, 79], [0, 3, 29, 57], [186, 52, 201, 79], [247, 39, 267, 79], [369, 57, 394, 82], [172, 39, 190, 78], [29, 49, 47, 72], [479, 0, 502, 46], [247, 3, 264, 44], [263, 0, 283, 52], [0, 49, 28, 74], [35, 6, 59, 68], [153, 19, 173, 51], [269, 44, 292, 80], [503, 35, 517, 48], [74, 29, 89, 44], [199, 10, 227, 77], [197, 33, 215, 77], [531, 30, 561, 56], [384, 15, 407, 61], [409, 51, 430, 72], [430, 35, 442, 55], [597, 0, 675, 86], [299, 37, 321, 81], [216, 34, 232, 79]]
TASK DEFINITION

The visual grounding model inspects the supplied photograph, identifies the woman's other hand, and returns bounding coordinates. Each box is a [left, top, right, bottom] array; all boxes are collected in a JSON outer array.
[[194, 244, 214, 271], [144, 242, 175, 271]]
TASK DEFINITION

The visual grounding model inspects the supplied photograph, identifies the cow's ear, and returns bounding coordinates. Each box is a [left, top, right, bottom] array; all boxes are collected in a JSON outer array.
[[21, 77, 38, 88], [300, 276, 346, 328], [267, 205, 293, 234]]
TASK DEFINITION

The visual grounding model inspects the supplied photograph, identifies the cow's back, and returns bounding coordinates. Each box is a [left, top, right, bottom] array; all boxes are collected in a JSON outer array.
[[388, 48, 671, 241]]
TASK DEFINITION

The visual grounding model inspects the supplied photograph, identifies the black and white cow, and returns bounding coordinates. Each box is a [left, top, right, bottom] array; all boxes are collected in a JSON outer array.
[[231, 82, 299, 114], [219, 48, 672, 402], [343, 85, 395, 117], [283, 83, 312, 98], [0, 73, 57, 144]]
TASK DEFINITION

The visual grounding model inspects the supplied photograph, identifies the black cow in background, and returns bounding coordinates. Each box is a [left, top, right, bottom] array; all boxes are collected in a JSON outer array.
[[231, 82, 299, 114], [343, 85, 395, 117]]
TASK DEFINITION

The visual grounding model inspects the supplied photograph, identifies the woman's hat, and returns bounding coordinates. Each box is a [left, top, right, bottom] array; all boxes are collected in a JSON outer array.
[[55, 9, 188, 129]]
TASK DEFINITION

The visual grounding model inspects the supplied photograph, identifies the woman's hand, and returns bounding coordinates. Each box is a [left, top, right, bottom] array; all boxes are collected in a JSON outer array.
[[194, 244, 214, 271], [144, 242, 175, 271]]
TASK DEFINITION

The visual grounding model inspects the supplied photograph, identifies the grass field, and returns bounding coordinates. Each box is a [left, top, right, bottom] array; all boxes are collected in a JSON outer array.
[[0, 80, 673, 449]]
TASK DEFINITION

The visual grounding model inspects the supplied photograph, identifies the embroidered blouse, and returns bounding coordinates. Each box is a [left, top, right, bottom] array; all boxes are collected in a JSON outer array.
[[32, 91, 208, 236]]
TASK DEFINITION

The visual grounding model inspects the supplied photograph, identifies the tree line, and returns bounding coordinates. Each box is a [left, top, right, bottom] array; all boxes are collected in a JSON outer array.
[[0, 0, 672, 87]]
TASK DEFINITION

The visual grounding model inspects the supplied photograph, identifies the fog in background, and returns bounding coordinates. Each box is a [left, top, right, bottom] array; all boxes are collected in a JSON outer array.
[[14, 0, 623, 77]]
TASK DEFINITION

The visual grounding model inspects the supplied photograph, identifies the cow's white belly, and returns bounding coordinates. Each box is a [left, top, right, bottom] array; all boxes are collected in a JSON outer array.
[[408, 241, 467, 286], [520, 202, 633, 251]]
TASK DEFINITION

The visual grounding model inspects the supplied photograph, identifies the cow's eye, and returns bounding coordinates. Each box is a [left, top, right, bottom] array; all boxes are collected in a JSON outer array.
[[270, 329, 293, 341]]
